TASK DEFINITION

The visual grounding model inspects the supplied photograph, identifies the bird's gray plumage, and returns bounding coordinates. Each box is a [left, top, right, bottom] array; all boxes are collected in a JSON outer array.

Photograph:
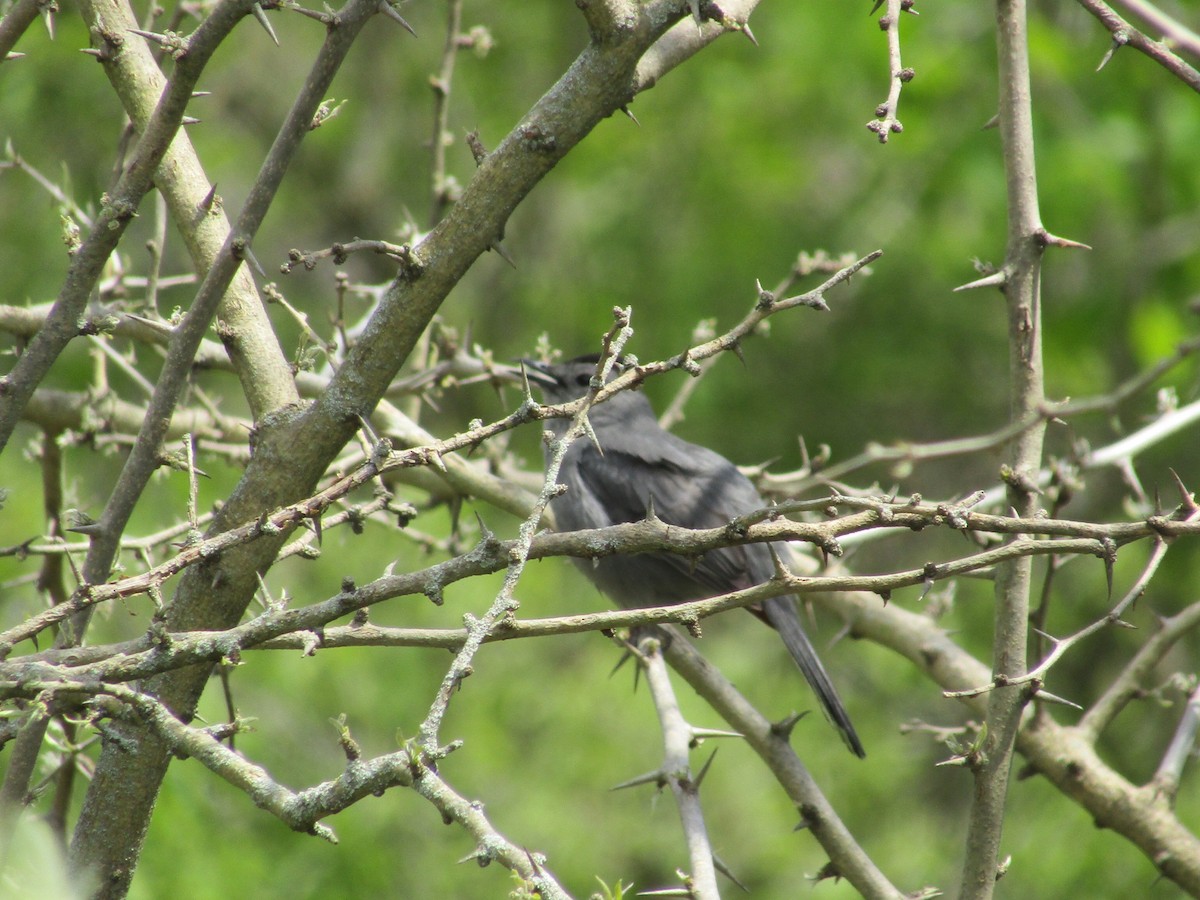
[[525, 356, 864, 757]]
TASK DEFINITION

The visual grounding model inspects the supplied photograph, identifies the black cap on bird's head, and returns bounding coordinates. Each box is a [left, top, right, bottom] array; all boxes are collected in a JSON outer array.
[[519, 354, 632, 406]]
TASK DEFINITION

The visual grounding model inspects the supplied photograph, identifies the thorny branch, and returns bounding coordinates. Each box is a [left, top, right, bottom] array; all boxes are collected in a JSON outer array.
[[866, 0, 916, 143], [1076, 0, 1200, 92], [0, 251, 879, 651], [415, 311, 633, 753], [3, 488, 1197, 707], [1, 1, 1199, 896], [628, 635, 721, 899]]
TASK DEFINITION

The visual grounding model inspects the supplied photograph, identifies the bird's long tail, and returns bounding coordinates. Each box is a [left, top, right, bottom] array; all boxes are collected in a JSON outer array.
[[763, 597, 865, 758]]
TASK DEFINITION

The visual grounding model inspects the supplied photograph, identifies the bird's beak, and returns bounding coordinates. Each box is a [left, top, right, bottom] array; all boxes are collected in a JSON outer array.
[[514, 358, 559, 388]]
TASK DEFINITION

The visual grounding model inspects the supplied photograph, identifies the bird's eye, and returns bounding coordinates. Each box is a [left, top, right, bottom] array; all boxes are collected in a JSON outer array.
[[574, 374, 591, 387]]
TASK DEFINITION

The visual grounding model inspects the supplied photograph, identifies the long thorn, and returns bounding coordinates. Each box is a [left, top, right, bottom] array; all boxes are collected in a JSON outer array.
[[251, 3, 280, 46], [378, 0, 416, 36]]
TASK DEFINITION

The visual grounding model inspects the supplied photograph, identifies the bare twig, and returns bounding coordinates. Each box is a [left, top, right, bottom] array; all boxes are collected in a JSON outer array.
[[866, 0, 912, 143], [14, 493, 1194, 691], [635, 0, 760, 90], [82, 0, 299, 421], [661, 627, 908, 898], [1151, 681, 1200, 802], [825, 574, 1200, 894], [1078, 601, 1200, 740], [0, 0, 262, 453], [1075, 0, 1200, 92], [428, 0, 464, 226], [0, 0, 41, 61], [635, 635, 720, 899], [761, 341, 1200, 502], [959, 1, 1048, 896], [1110, 0, 1200, 59]]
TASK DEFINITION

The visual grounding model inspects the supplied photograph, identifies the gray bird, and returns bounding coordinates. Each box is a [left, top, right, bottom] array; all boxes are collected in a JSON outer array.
[[524, 355, 864, 757]]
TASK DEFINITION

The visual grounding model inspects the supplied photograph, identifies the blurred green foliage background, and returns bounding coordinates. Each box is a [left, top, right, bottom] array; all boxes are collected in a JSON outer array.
[[2, 1, 1199, 897]]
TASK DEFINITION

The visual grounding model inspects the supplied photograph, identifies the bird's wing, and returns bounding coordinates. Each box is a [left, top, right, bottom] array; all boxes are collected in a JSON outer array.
[[566, 431, 770, 597], [563, 425, 867, 757]]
